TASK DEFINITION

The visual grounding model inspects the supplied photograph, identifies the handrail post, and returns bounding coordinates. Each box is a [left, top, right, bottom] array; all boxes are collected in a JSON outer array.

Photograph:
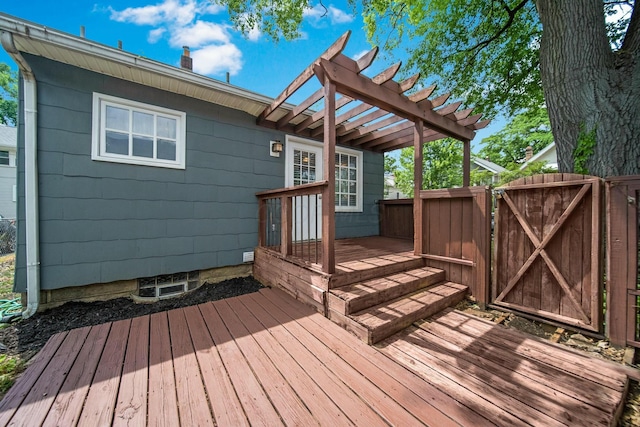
[[322, 78, 336, 274], [258, 198, 266, 247], [413, 120, 424, 256], [281, 195, 292, 257]]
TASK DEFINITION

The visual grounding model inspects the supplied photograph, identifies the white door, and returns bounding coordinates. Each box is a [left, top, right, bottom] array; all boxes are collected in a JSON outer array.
[[286, 140, 323, 241]]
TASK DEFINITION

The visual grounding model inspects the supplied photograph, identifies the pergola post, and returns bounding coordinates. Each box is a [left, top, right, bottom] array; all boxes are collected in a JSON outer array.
[[413, 120, 424, 256], [463, 139, 471, 187], [322, 77, 336, 273]]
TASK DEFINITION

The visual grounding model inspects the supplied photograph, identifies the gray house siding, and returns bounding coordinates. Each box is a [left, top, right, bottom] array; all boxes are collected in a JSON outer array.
[[14, 55, 382, 293]]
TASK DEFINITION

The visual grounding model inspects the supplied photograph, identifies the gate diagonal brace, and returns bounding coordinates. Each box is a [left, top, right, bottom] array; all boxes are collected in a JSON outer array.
[[496, 184, 592, 324]]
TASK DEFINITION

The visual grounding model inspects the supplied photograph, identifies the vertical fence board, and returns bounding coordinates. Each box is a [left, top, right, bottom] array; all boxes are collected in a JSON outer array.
[[449, 198, 463, 284], [461, 198, 474, 288]]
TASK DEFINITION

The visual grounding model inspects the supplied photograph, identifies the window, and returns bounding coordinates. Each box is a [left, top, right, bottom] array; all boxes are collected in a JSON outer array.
[[92, 93, 186, 169], [335, 151, 361, 211], [292, 149, 317, 185], [138, 270, 199, 299], [0, 151, 9, 166], [285, 137, 363, 213]]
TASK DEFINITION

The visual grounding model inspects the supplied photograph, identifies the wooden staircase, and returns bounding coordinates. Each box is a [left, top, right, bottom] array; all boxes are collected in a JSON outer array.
[[327, 262, 468, 344]]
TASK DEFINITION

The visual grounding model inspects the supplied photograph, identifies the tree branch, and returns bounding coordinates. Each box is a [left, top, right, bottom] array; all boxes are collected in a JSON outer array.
[[466, 0, 532, 58], [621, 2, 640, 53]]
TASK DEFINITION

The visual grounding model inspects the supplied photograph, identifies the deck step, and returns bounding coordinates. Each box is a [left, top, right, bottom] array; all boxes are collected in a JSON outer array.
[[327, 267, 446, 315], [329, 257, 424, 288], [329, 282, 468, 345]]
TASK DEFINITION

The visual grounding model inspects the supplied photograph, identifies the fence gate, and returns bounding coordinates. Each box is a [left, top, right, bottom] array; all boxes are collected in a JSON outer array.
[[492, 174, 603, 332], [606, 175, 640, 346]]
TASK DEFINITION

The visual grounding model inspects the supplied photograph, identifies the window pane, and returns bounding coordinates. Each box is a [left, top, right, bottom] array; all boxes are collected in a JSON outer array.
[[309, 152, 316, 167], [106, 106, 129, 131], [349, 195, 356, 206], [340, 181, 348, 193], [349, 168, 356, 180], [158, 139, 176, 160], [294, 165, 301, 180], [349, 155, 356, 168], [341, 194, 348, 206], [105, 131, 129, 155], [132, 136, 153, 158], [0, 151, 9, 166], [309, 169, 316, 181], [335, 166, 339, 179], [133, 111, 154, 135], [340, 154, 348, 166], [340, 168, 348, 180], [157, 116, 176, 139]]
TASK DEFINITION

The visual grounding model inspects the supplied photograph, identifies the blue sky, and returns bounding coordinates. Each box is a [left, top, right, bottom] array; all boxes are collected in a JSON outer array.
[[0, 0, 503, 150]]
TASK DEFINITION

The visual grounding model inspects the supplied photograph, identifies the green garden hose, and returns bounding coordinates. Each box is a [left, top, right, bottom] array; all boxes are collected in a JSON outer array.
[[0, 299, 22, 322]]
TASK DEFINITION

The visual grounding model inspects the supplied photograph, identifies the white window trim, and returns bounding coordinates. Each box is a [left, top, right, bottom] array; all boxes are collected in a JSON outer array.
[[91, 92, 186, 169], [284, 135, 363, 213]]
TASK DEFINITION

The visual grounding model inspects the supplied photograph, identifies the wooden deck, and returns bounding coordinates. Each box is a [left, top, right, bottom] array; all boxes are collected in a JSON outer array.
[[255, 236, 422, 312], [0, 288, 631, 426]]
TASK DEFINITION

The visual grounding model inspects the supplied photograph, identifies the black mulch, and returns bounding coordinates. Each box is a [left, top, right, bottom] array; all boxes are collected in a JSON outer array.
[[0, 276, 264, 360]]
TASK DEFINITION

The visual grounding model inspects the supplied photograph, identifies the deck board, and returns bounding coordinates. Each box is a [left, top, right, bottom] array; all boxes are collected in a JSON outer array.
[[79, 319, 130, 426], [0, 288, 631, 427]]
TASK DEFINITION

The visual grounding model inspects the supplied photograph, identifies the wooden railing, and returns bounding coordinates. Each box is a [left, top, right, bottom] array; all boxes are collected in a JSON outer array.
[[378, 199, 413, 239], [256, 181, 329, 270], [417, 187, 491, 304]]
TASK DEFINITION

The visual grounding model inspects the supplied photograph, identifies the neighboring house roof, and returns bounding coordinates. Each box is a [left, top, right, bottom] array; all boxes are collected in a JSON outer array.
[[0, 124, 17, 149], [520, 142, 558, 170], [0, 13, 300, 122], [471, 156, 506, 174]]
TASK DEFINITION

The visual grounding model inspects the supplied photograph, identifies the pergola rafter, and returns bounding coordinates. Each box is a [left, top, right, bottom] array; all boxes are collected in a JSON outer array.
[[258, 31, 486, 157], [256, 31, 488, 271]]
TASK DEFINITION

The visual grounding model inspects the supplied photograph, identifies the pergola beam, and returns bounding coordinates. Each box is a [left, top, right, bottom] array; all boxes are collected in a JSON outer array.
[[318, 58, 477, 140]]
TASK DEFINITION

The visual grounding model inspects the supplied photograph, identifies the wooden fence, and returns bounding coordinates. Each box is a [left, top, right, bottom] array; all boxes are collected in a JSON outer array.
[[606, 175, 640, 346], [492, 174, 603, 332], [378, 199, 413, 240], [418, 187, 492, 304]]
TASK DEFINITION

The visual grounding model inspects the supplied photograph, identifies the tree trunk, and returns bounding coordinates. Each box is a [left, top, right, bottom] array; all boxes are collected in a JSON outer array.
[[537, 0, 640, 177]]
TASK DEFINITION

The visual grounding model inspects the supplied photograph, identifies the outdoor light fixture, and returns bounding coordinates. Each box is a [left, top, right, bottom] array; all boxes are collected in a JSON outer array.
[[270, 140, 283, 157]]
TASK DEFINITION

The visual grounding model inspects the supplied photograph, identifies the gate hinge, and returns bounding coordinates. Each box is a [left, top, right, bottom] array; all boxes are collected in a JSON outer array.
[[628, 196, 636, 205]]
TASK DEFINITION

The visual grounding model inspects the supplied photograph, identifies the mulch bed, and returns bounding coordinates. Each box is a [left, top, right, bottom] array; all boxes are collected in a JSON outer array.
[[0, 276, 264, 361]]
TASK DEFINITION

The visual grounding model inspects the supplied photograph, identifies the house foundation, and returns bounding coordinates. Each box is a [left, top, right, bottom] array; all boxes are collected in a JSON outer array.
[[26, 263, 253, 311]]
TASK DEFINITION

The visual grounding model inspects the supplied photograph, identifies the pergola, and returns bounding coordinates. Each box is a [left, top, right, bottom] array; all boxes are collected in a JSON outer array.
[[256, 31, 488, 273]]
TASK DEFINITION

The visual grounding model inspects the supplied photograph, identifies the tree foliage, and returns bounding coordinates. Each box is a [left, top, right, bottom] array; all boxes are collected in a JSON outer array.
[[215, 0, 639, 177], [361, 0, 543, 119], [213, 0, 311, 40], [477, 105, 553, 169], [393, 139, 463, 197], [0, 63, 17, 126]]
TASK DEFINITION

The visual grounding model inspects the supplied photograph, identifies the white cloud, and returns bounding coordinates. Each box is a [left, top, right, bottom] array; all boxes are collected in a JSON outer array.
[[247, 27, 261, 42], [108, 0, 245, 76], [327, 6, 353, 24], [148, 27, 167, 43], [170, 20, 230, 48], [202, 3, 225, 15], [304, 4, 354, 26], [110, 0, 197, 26], [191, 44, 243, 76]]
